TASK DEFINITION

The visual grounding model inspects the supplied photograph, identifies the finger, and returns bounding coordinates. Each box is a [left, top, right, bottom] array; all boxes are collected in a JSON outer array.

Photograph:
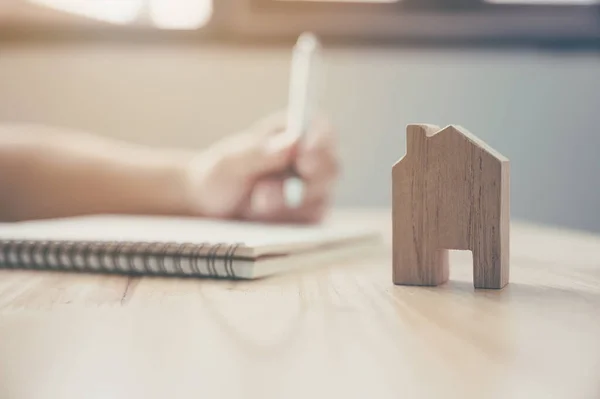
[[302, 116, 336, 152], [245, 198, 329, 224], [251, 110, 288, 139], [234, 113, 334, 179], [241, 177, 330, 224], [283, 157, 337, 213], [247, 178, 287, 218], [284, 196, 330, 224], [295, 145, 339, 182], [287, 197, 329, 224], [295, 118, 338, 180], [217, 131, 299, 179]]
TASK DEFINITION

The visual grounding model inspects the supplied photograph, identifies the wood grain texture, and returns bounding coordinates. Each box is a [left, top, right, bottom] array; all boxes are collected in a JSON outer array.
[[0, 209, 599, 399], [392, 124, 510, 289]]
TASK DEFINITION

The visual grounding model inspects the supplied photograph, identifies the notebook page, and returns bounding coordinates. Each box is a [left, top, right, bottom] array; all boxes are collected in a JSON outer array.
[[0, 215, 380, 256]]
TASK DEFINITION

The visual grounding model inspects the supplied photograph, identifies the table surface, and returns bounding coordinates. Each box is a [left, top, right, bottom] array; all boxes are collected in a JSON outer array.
[[0, 208, 598, 399]]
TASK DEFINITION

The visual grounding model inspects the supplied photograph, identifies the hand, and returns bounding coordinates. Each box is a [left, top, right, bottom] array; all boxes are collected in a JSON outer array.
[[184, 112, 339, 223]]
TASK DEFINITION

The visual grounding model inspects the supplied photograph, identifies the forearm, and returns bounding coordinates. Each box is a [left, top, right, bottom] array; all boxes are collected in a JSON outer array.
[[0, 124, 195, 221]]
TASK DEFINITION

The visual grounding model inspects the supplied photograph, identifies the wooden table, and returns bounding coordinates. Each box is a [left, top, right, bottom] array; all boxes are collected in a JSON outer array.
[[0, 208, 598, 399]]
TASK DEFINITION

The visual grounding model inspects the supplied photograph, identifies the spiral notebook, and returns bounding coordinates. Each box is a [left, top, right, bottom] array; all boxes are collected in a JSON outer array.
[[0, 214, 381, 279]]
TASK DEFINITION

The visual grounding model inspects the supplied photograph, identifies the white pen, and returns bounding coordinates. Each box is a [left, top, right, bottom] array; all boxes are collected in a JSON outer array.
[[283, 31, 321, 209]]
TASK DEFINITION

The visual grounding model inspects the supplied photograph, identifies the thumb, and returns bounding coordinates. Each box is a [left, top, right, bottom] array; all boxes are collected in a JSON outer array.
[[234, 132, 299, 178]]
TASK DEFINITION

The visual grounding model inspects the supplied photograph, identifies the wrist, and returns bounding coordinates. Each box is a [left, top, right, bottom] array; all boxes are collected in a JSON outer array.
[[141, 148, 200, 217], [174, 149, 219, 218]]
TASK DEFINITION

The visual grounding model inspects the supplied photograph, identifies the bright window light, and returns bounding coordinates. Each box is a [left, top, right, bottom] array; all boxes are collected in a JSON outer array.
[[149, 0, 212, 30], [27, 0, 143, 25]]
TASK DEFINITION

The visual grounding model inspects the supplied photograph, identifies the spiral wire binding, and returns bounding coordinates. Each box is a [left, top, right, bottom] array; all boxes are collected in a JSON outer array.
[[0, 240, 243, 278]]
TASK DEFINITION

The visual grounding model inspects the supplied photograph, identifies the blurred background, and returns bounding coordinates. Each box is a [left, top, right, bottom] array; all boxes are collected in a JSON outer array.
[[1, 0, 599, 232]]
